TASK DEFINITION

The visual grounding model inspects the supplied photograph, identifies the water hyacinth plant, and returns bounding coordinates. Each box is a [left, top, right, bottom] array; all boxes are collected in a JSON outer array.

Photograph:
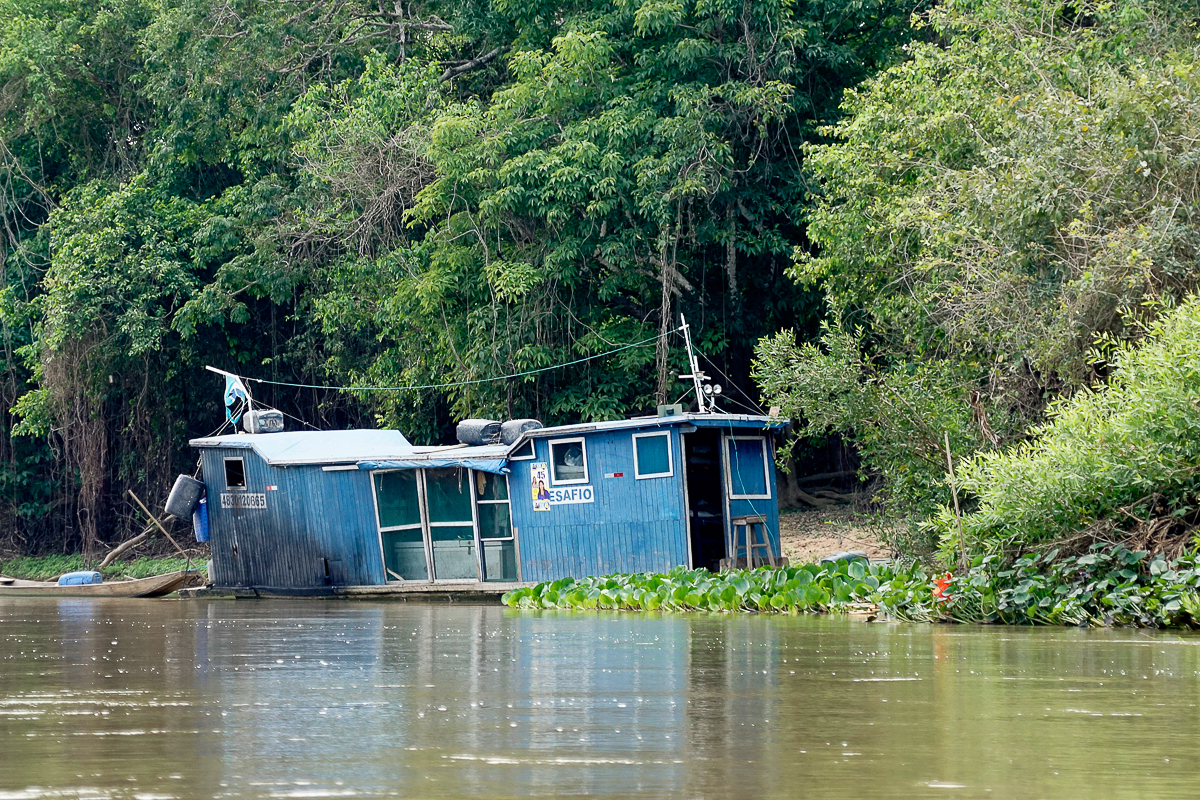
[[504, 545, 1200, 629], [502, 561, 933, 616]]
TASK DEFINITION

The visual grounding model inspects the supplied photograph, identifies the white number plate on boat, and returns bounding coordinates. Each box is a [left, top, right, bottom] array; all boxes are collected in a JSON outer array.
[[221, 493, 267, 510]]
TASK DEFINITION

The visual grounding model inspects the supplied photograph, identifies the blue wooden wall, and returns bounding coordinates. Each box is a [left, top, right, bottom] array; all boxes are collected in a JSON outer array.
[[508, 429, 690, 582], [200, 448, 385, 589]]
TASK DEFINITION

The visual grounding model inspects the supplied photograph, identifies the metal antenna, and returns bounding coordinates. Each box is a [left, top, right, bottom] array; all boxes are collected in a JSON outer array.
[[678, 315, 710, 413]]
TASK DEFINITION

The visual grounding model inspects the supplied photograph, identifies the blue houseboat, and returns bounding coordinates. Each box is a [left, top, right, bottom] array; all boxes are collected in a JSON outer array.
[[190, 413, 784, 595]]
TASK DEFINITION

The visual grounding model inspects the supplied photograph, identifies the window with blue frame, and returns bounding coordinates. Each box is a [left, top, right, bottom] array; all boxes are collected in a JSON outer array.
[[633, 432, 672, 479], [725, 436, 771, 499]]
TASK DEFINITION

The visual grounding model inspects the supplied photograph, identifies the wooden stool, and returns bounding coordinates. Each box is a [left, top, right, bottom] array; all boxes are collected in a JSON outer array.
[[721, 514, 778, 569]]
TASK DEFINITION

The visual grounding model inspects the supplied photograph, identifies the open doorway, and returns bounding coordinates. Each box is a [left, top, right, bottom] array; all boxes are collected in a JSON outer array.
[[685, 429, 726, 571]]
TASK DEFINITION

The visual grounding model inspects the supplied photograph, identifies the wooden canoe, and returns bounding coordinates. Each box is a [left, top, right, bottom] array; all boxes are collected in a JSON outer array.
[[0, 571, 194, 598]]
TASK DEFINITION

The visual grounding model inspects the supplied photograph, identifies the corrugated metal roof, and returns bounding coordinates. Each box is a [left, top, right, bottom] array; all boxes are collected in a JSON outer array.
[[188, 414, 781, 466], [189, 429, 414, 466]]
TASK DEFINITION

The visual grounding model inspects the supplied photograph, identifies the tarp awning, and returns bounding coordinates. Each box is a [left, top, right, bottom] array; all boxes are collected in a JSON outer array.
[[358, 459, 509, 475]]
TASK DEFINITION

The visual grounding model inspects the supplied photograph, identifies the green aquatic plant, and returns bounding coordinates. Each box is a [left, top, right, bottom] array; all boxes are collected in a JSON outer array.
[[0, 555, 201, 582], [502, 561, 932, 616], [505, 546, 1200, 629]]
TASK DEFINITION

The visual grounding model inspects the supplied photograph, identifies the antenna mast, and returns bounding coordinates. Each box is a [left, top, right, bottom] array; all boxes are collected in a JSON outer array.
[[679, 315, 715, 413]]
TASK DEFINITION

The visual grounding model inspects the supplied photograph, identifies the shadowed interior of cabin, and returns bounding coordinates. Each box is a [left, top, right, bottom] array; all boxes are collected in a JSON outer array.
[[685, 429, 726, 572]]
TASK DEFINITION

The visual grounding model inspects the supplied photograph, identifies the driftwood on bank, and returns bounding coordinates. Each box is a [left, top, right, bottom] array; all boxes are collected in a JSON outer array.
[[97, 522, 155, 569], [793, 489, 836, 508]]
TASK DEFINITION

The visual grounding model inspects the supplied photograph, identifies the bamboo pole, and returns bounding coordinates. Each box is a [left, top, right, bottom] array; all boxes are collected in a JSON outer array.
[[126, 490, 192, 572]]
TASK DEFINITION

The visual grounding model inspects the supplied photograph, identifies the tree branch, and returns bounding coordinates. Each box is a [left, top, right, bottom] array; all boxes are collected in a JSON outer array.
[[439, 46, 508, 82]]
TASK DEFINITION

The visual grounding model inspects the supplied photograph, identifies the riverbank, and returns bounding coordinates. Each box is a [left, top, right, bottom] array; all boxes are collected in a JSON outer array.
[[778, 507, 890, 564], [0, 554, 203, 582]]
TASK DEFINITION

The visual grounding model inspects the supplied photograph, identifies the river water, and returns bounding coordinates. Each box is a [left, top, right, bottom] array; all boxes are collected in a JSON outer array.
[[1, 599, 1198, 799]]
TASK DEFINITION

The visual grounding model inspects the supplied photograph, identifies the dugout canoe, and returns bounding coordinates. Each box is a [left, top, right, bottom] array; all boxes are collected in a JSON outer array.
[[0, 571, 194, 598]]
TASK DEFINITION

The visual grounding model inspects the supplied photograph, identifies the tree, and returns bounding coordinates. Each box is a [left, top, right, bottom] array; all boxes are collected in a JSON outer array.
[[757, 0, 1200, 551], [291, 0, 923, 435]]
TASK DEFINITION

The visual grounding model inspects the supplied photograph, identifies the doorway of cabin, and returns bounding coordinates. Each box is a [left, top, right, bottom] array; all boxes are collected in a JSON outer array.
[[373, 467, 517, 583], [684, 429, 726, 571]]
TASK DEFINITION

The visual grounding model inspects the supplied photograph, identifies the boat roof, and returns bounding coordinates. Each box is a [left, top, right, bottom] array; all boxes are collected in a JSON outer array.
[[188, 429, 415, 466], [189, 413, 782, 467]]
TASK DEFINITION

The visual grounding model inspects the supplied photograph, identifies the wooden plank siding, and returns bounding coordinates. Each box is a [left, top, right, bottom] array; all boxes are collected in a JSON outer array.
[[508, 429, 690, 582], [200, 449, 385, 589]]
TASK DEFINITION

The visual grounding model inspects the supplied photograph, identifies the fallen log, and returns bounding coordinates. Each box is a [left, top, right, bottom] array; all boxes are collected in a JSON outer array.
[[794, 489, 835, 508], [795, 470, 856, 486], [98, 522, 155, 569]]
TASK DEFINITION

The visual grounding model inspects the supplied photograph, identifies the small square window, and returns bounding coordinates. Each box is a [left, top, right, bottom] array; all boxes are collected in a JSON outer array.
[[633, 432, 672, 479], [509, 439, 535, 460], [725, 436, 771, 499], [548, 438, 588, 485], [224, 457, 246, 490]]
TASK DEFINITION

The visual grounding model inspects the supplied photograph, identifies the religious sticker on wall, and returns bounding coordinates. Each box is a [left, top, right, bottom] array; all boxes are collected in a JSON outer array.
[[531, 462, 550, 511]]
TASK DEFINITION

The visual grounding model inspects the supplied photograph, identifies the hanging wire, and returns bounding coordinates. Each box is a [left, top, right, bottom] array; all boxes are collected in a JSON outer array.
[[200, 415, 236, 439], [230, 327, 681, 394], [696, 350, 768, 415], [272, 407, 323, 431]]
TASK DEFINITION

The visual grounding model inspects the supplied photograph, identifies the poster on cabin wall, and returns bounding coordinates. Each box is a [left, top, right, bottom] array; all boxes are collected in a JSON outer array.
[[531, 463, 550, 511]]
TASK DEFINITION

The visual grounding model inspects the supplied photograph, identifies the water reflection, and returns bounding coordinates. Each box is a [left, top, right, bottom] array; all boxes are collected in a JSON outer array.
[[1, 599, 1199, 798]]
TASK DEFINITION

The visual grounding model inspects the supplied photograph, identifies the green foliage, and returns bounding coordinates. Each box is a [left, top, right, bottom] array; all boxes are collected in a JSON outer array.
[[504, 543, 1200, 629], [502, 561, 929, 614], [0, 0, 926, 552], [928, 296, 1200, 559], [0, 554, 199, 581], [287, 0, 923, 433], [754, 323, 991, 556], [923, 547, 1200, 629], [758, 0, 1200, 534], [42, 178, 201, 355]]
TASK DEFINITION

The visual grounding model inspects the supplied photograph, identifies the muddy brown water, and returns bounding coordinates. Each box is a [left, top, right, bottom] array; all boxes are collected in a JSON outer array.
[[1, 598, 1199, 799]]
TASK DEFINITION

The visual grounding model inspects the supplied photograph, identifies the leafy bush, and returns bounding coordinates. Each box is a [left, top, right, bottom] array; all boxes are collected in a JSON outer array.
[[931, 297, 1200, 560], [754, 323, 992, 557], [928, 546, 1200, 629], [757, 0, 1200, 554]]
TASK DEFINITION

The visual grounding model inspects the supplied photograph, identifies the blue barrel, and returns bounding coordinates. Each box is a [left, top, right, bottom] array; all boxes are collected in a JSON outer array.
[[57, 571, 103, 586], [193, 496, 210, 543]]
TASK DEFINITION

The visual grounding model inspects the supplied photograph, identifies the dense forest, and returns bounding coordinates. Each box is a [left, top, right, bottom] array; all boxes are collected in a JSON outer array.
[[1, 0, 1197, 564]]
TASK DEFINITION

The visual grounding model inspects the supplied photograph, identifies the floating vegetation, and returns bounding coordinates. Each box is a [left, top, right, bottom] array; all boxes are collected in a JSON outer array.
[[503, 545, 1200, 629], [503, 560, 930, 616]]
